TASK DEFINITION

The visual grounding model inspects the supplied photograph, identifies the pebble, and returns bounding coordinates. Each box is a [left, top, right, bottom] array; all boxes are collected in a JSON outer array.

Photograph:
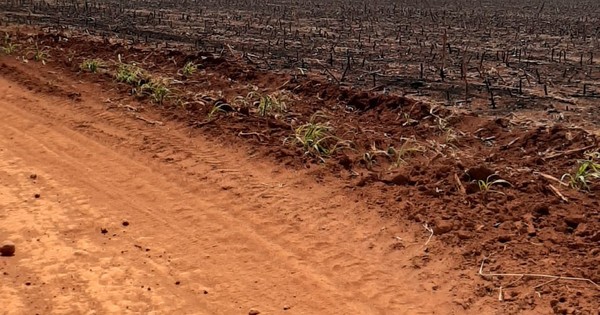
[[433, 219, 453, 234], [0, 241, 16, 256], [456, 230, 472, 240], [248, 309, 260, 315]]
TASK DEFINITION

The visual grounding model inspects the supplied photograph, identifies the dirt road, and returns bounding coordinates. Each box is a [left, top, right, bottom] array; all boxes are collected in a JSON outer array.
[[0, 60, 473, 314]]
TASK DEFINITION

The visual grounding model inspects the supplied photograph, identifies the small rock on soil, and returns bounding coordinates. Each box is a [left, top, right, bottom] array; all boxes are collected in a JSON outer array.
[[0, 241, 16, 256], [433, 219, 453, 235]]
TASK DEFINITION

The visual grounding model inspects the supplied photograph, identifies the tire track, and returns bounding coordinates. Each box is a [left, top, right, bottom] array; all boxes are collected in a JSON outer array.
[[0, 59, 471, 314]]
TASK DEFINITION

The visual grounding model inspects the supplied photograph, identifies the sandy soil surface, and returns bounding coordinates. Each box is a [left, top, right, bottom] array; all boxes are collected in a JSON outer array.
[[0, 59, 472, 314], [0, 28, 598, 314]]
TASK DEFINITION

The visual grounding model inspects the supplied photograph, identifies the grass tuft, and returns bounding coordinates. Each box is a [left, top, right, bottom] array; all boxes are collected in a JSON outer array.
[[257, 92, 289, 117], [477, 175, 511, 193], [140, 80, 170, 105], [287, 112, 351, 160], [362, 138, 424, 169], [80, 59, 103, 73], [30, 43, 49, 64], [181, 61, 197, 76], [1, 34, 18, 55], [561, 152, 600, 191], [208, 102, 231, 119], [115, 63, 147, 86]]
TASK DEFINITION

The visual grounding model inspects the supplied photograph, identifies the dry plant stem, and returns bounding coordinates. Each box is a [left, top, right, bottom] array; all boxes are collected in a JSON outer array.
[[238, 131, 268, 142], [478, 258, 600, 289], [505, 275, 525, 288], [134, 114, 164, 125], [534, 171, 568, 186], [543, 145, 596, 160], [533, 277, 560, 290], [226, 44, 238, 59], [501, 137, 520, 149], [548, 184, 568, 202], [316, 61, 340, 84], [423, 223, 434, 246], [454, 173, 466, 194], [106, 103, 139, 112], [193, 118, 220, 128], [277, 79, 291, 90]]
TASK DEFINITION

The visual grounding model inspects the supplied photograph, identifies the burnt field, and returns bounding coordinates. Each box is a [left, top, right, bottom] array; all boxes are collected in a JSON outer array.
[[0, 0, 599, 314], [3, 0, 600, 115]]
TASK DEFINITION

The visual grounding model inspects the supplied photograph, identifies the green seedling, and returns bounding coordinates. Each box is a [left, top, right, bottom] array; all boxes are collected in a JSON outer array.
[[31, 44, 49, 64], [387, 139, 425, 168], [2, 33, 19, 55], [233, 89, 260, 106], [361, 144, 391, 170], [477, 175, 511, 195], [151, 84, 169, 104], [134, 76, 171, 105], [287, 112, 350, 160], [115, 63, 146, 86], [80, 59, 102, 73], [2, 42, 18, 55], [561, 153, 600, 191], [362, 139, 424, 169], [257, 93, 288, 117], [141, 80, 170, 105], [208, 102, 230, 119], [181, 61, 197, 76]]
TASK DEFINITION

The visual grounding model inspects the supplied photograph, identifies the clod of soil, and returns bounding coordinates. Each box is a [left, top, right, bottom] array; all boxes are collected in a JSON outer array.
[[248, 309, 260, 315], [456, 230, 472, 240], [100, 228, 108, 234], [381, 174, 413, 186], [565, 215, 586, 228], [29, 173, 37, 179], [0, 241, 16, 256], [433, 219, 453, 235]]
